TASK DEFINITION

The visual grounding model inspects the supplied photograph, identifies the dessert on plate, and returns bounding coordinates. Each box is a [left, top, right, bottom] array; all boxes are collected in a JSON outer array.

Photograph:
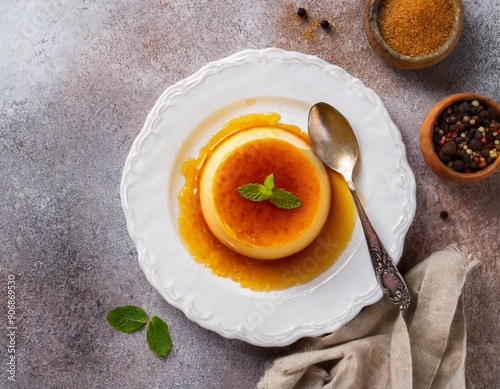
[[178, 113, 355, 291]]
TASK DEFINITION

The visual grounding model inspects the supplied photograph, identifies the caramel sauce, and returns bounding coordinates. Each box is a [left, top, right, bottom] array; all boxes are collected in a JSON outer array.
[[178, 113, 356, 291], [213, 137, 322, 247]]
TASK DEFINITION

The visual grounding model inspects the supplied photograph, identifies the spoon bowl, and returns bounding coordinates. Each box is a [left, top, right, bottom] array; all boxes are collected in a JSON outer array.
[[308, 102, 411, 310], [308, 103, 359, 181]]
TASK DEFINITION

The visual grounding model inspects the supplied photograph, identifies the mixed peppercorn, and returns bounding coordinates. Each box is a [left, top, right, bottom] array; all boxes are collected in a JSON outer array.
[[432, 99, 500, 172]]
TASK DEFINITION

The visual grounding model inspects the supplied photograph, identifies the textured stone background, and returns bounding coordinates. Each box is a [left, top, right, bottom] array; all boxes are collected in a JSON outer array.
[[1, 0, 498, 388]]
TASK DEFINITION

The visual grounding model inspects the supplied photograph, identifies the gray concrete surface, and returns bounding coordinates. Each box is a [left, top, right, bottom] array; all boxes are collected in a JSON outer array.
[[1, 1, 498, 388]]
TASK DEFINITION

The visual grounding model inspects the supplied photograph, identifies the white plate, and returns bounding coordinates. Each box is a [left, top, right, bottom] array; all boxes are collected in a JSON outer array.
[[120, 48, 416, 347]]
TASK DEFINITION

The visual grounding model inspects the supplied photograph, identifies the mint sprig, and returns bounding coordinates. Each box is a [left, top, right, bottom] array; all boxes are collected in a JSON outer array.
[[237, 174, 301, 209], [107, 306, 172, 358]]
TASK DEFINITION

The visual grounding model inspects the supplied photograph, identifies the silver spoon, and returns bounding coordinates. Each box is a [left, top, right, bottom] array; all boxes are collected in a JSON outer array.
[[308, 102, 411, 310]]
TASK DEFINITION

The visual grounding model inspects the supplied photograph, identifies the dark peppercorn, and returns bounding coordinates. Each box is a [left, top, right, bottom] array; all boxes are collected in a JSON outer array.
[[440, 211, 449, 219], [469, 139, 482, 151], [487, 107, 498, 120], [480, 148, 490, 157], [438, 150, 451, 162], [458, 102, 469, 113], [320, 20, 330, 29], [441, 141, 456, 156], [297, 7, 307, 18], [453, 160, 464, 171]]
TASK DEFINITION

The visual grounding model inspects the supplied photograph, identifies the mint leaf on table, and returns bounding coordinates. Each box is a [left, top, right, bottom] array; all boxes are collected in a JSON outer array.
[[106, 305, 147, 333], [237, 173, 301, 210], [146, 315, 172, 358], [107, 307, 173, 359]]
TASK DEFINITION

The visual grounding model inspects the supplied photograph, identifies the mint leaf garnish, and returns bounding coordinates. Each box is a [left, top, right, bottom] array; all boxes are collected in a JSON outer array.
[[263, 173, 274, 192], [106, 305, 147, 333], [236, 174, 301, 210], [237, 183, 270, 201], [269, 188, 301, 209], [146, 315, 172, 358]]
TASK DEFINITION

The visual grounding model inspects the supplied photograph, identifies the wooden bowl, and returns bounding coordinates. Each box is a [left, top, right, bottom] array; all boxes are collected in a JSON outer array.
[[363, 0, 464, 70], [420, 93, 500, 184]]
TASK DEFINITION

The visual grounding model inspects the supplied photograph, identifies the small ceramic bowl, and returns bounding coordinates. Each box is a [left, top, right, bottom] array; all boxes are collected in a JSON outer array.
[[420, 93, 500, 184], [363, 0, 464, 70]]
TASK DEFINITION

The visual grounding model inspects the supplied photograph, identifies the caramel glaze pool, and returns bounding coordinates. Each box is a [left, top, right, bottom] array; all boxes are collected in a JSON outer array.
[[178, 113, 356, 291]]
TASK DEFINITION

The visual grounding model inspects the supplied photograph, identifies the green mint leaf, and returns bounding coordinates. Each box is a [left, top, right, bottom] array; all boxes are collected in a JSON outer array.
[[106, 305, 147, 333], [263, 174, 274, 192], [237, 183, 271, 201], [269, 188, 301, 209], [237, 174, 301, 209], [146, 315, 172, 358]]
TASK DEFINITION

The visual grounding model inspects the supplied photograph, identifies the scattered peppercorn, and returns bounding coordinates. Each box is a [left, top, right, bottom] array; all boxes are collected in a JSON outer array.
[[320, 20, 330, 29], [440, 211, 449, 220], [432, 99, 500, 173], [297, 7, 307, 18], [280, 4, 337, 42]]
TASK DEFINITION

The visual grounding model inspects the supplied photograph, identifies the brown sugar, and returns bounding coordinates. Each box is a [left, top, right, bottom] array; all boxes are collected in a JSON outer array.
[[378, 0, 456, 57]]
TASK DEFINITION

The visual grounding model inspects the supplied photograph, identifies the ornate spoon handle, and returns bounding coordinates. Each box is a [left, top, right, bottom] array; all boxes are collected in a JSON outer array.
[[347, 181, 411, 310]]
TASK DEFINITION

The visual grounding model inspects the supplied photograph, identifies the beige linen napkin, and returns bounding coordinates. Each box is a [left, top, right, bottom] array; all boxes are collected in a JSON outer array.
[[258, 245, 475, 389]]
